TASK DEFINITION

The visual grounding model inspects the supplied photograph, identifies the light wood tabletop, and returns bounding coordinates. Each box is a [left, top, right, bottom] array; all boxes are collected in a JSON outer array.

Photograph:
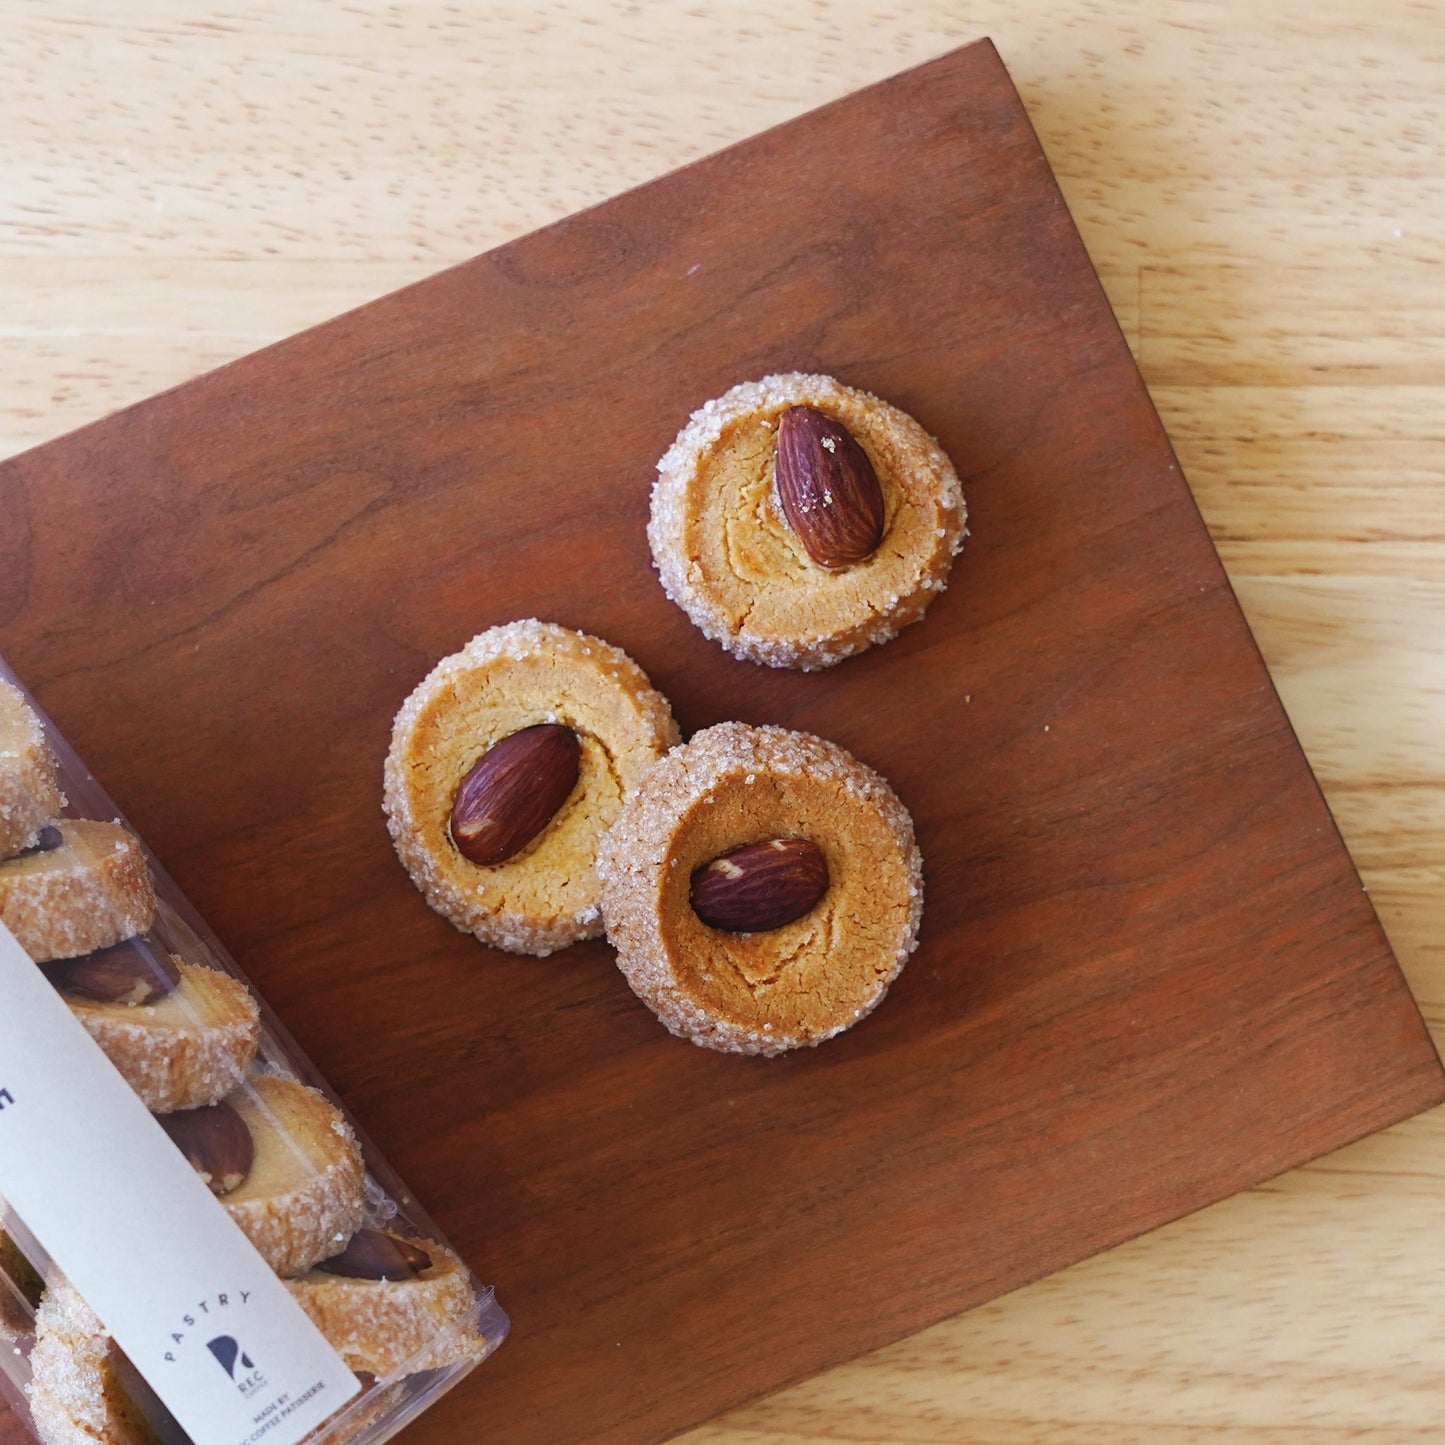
[[3, 3, 1443, 1441]]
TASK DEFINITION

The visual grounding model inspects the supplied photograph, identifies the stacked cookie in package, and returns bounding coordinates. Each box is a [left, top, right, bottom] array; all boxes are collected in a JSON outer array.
[[0, 663, 508, 1445]]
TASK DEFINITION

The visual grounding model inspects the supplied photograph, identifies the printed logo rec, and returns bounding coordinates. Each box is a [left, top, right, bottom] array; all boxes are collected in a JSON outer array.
[[208, 1335, 267, 1400], [165, 1289, 256, 1383]]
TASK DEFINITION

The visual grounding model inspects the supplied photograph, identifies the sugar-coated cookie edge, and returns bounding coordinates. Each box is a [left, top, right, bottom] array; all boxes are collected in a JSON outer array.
[[648, 372, 966, 670], [597, 722, 924, 1056], [383, 619, 680, 956]]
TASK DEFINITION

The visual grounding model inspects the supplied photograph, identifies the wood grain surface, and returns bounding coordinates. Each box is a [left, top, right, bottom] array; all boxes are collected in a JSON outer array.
[[2, 4, 1443, 1443]]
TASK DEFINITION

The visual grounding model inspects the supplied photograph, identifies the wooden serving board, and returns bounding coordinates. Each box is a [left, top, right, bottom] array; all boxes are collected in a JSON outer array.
[[1, 38, 1439, 1445]]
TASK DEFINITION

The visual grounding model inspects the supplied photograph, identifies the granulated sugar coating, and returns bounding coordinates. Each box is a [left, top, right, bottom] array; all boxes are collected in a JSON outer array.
[[221, 1076, 366, 1279], [66, 959, 260, 1112], [384, 620, 680, 957], [598, 722, 923, 1057], [288, 1236, 488, 1377], [0, 678, 63, 860], [29, 1279, 145, 1445], [0, 821, 155, 963], [648, 373, 965, 670]]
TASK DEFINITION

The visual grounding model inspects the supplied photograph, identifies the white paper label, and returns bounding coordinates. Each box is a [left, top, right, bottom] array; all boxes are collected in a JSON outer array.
[[0, 923, 359, 1445]]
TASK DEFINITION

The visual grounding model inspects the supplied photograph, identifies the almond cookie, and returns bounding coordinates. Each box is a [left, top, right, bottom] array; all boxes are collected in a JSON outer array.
[[0, 679, 64, 860], [288, 1229, 487, 1377], [649, 372, 965, 670], [217, 1075, 366, 1278], [28, 1280, 186, 1445], [0, 821, 155, 962], [598, 722, 923, 1056], [43, 943, 260, 1112], [384, 620, 680, 956]]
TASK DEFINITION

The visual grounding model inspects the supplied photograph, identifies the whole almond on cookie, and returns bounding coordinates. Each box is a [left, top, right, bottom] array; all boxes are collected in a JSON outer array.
[[17, 825, 63, 856], [690, 837, 830, 933], [449, 723, 582, 866], [774, 405, 886, 568], [157, 1100, 255, 1196], [317, 1229, 433, 1282], [41, 940, 181, 1005]]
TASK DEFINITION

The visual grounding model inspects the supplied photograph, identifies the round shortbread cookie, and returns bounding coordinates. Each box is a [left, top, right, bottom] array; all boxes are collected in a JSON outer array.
[[648, 372, 965, 670], [218, 1075, 366, 1278], [288, 1235, 486, 1377], [29, 1281, 184, 1445], [384, 620, 680, 956], [0, 679, 64, 860], [598, 722, 923, 1056], [0, 821, 155, 962], [58, 957, 260, 1113]]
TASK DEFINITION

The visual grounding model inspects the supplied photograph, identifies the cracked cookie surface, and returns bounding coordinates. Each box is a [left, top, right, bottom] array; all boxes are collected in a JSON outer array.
[[597, 722, 923, 1055], [649, 372, 965, 670], [384, 620, 680, 956]]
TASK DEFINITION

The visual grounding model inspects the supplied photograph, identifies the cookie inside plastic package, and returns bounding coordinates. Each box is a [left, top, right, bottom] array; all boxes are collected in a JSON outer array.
[[0, 661, 508, 1445]]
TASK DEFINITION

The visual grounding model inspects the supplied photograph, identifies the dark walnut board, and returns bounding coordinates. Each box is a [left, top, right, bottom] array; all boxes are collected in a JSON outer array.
[[1, 38, 1440, 1445]]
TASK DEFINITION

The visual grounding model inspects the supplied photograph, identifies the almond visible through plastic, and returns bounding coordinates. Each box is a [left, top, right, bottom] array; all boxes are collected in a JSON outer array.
[[318, 1229, 433, 1282], [157, 1100, 255, 1196], [690, 837, 830, 933], [449, 723, 581, 866], [774, 405, 886, 568], [40, 940, 181, 1005], [15, 825, 62, 857]]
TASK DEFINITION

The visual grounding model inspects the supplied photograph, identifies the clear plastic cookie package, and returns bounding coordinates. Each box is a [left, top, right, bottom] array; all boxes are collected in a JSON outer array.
[[0, 658, 508, 1445]]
